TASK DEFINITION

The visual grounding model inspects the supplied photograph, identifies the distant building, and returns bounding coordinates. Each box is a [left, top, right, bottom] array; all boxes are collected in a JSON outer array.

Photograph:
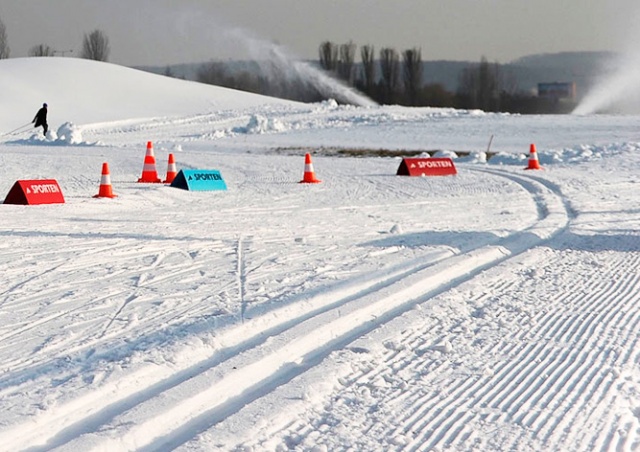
[[538, 82, 577, 100]]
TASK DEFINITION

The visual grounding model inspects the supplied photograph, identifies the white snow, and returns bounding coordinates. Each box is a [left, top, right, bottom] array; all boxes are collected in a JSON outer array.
[[0, 57, 640, 452]]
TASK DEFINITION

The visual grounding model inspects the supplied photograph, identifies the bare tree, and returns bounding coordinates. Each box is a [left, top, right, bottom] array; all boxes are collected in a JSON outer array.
[[501, 68, 518, 96], [29, 44, 55, 57], [337, 41, 356, 83], [457, 66, 479, 108], [318, 41, 338, 72], [402, 47, 423, 106], [360, 44, 375, 95], [379, 47, 400, 104], [457, 56, 502, 111], [81, 29, 110, 61], [477, 57, 498, 110], [0, 16, 9, 59]]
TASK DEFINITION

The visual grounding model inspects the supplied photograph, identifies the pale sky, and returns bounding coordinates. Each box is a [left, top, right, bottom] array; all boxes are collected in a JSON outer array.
[[0, 1, 637, 66]]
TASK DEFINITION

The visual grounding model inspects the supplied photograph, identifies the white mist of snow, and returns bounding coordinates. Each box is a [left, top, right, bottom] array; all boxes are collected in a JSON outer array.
[[222, 26, 377, 107], [573, 51, 640, 114], [137, 2, 377, 107], [573, 7, 640, 114]]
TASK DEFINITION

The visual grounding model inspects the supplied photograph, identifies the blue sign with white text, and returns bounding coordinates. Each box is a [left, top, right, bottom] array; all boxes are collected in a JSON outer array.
[[170, 169, 227, 191]]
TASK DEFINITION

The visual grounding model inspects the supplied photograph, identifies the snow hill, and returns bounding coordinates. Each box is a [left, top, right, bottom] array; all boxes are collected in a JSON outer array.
[[0, 57, 296, 133], [0, 57, 640, 451]]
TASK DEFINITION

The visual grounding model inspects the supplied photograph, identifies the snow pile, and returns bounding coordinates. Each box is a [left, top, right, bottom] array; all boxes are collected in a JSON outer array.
[[546, 142, 640, 163], [235, 114, 288, 134], [457, 151, 488, 164], [433, 150, 459, 159], [489, 152, 528, 165], [55, 122, 85, 145], [488, 142, 640, 166], [314, 98, 340, 110], [7, 122, 95, 146]]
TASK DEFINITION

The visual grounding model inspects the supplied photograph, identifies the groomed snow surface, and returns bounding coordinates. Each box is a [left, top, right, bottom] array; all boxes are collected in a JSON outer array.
[[1, 58, 640, 451]]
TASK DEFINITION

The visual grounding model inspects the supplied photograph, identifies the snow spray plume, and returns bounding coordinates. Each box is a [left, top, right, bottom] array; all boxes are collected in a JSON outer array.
[[225, 27, 377, 107], [573, 9, 640, 115], [121, 3, 376, 106], [572, 52, 640, 115]]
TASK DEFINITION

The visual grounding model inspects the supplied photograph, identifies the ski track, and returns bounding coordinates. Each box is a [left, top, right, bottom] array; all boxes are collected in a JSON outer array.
[[0, 238, 243, 385], [219, 172, 640, 451], [0, 166, 576, 451]]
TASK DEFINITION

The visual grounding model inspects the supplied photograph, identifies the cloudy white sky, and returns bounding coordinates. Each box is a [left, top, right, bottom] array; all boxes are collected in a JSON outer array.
[[0, 0, 637, 66]]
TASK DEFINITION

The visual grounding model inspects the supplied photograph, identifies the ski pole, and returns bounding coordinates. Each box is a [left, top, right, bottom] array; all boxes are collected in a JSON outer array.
[[3, 122, 33, 136]]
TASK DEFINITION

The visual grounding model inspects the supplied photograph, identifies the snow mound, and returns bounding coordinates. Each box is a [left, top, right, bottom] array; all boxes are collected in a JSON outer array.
[[314, 99, 339, 111], [545, 142, 640, 163], [488, 152, 527, 165], [457, 151, 487, 164], [55, 122, 85, 145], [433, 150, 458, 159], [8, 122, 96, 146], [486, 142, 640, 166], [235, 114, 288, 134]]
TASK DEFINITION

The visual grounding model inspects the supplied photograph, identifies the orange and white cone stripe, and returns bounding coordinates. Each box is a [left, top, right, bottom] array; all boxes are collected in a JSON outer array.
[[299, 153, 321, 183], [525, 143, 542, 170], [163, 153, 177, 183], [94, 162, 117, 198], [138, 141, 162, 183]]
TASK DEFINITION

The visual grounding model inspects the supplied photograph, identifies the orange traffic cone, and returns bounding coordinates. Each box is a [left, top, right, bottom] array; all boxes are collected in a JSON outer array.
[[93, 162, 117, 198], [163, 153, 177, 183], [525, 143, 542, 170], [299, 153, 321, 183], [138, 141, 162, 183]]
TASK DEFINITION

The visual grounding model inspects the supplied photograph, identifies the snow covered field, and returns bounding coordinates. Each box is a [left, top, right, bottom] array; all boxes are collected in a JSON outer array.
[[1, 57, 640, 451]]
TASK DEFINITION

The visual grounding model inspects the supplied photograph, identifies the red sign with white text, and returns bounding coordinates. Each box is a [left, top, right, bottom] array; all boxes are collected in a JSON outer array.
[[396, 157, 457, 176], [4, 179, 65, 205]]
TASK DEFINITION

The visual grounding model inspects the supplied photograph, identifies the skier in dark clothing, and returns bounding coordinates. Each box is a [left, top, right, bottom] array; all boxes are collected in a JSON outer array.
[[33, 103, 48, 136]]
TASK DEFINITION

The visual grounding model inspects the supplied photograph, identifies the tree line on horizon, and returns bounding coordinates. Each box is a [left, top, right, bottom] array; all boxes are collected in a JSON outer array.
[[195, 41, 573, 114], [0, 14, 571, 114]]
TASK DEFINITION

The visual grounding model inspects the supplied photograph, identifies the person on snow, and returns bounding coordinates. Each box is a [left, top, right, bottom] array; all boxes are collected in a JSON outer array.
[[32, 103, 48, 136]]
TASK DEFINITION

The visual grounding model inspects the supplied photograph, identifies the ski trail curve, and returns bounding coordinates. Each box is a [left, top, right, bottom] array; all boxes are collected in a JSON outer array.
[[0, 169, 567, 452], [226, 171, 640, 451]]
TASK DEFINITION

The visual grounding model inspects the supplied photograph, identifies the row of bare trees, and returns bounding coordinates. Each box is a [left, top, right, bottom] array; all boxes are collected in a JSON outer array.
[[321, 42, 444, 106], [316, 41, 568, 113], [0, 15, 110, 61], [319, 41, 430, 106], [319, 41, 507, 109], [195, 39, 538, 111]]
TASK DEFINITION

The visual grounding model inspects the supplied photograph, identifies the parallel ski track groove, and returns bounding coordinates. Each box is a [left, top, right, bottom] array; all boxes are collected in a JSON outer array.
[[0, 168, 570, 451], [220, 167, 572, 451], [237, 169, 640, 451], [407, 253, 640, 451], [431, 255, 639, 450]]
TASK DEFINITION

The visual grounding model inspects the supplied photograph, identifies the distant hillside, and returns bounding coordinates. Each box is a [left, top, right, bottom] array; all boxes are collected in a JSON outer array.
[[137, 51, 618, 100], [506, 51, 619, 97], [420, 52, 618, 98], [511, 51, 618, 69]]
